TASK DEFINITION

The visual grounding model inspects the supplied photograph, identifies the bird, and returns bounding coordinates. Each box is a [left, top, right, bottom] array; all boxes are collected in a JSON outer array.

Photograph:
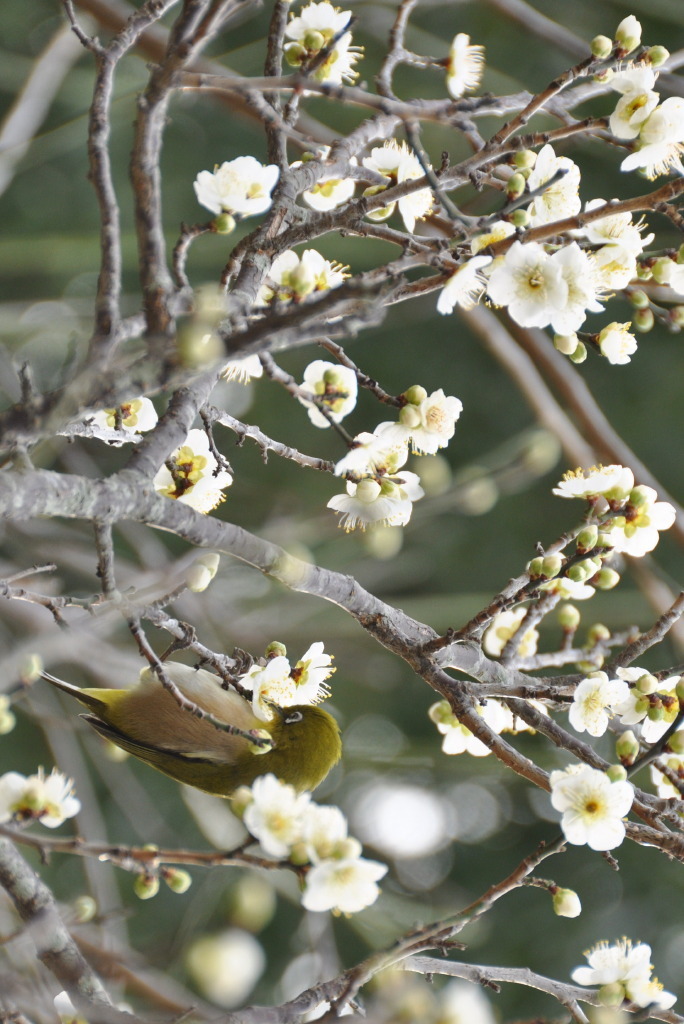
[[42, 661, 341, 796]]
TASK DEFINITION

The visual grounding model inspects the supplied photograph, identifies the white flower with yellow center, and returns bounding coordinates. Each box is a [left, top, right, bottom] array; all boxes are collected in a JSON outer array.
[[300, 803, 350, 862], [549, 242, 603, 334], [284, 2, 362, 85], [334, 431, 409, 478], [437, 255, 492, 314], [222, 354, 263, 384], [583, 198, 653, 253], [526, 144, 581, 227], [377, 388, 463, 455], [483, 606, 539, 658], [295, 148, 357, 211], [242, 774, 310, 858], [297, 359, 358, 428], [486, 241, 568, 329], [92, 397, 157, 434], [239, 655, 295, 721], [614, 669, 681, 742], [429, 698, 511, 757], [0, 767, 81, 828], [327, 472, 424, 531], [609, 66, 660, 141], [153, 428, 233, 513], [194, 156, 279, 217], [470, 219, 515, 254], [302, 854, 387, 913], [590, 243, 638, 291], [598, 322, 638, 365], [362, 140, 433, 233], [291, 642, 335, 704], [621, 97, 684, 177], [606, 484, 676, 556], [552, 464, 634, 501], [257, 249, 349, 306], [550, 764, 634, 850], [569, 671, 630, 737], [572, 938, 676, 1009], [650, 751, 684, 798], [446, 33, 485, 100]]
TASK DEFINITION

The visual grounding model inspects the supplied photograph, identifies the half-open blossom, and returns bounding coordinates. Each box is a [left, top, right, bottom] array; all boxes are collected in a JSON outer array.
[[486, 241, 567, 329], [194, 157, 279, 217], [598, 322, 638, 365], [302, 854, 387, 913], [572, 938, 676, 1009], [550, 764, 634, 850], [284, 2, 362, 84], [153, 428, 233, 513], [0, 768, 80, 828], [552, 464, 634, 501], [446, 34, 485, 100], [606, 485, 676, 556], [257, 249, 349, 306], [334, 430, 409, 478], [437, 256, 492, 313], [362, 140, 432, 233], [377, 389, 463, 455], [526, 144, 581, 227], [327, 472, 424, 531], [569, 672, 630, 737], [621, 97, 684, 177], [297, 360, 358, 428], [242, 774, 310, 857], [291, 642, 335, 704], [470, 219, 515, 254], [609, 66, 660, 140]]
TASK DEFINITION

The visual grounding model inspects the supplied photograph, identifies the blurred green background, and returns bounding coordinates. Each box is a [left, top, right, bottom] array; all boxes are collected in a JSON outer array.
[[1, 0, 683, 1019]]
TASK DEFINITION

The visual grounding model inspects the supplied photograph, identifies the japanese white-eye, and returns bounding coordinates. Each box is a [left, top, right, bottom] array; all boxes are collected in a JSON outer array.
[[42, 662, 341, 795]]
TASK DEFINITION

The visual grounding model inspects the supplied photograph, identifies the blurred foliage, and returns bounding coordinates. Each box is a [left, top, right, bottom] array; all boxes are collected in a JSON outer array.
[[0, 0, 683, 1019]]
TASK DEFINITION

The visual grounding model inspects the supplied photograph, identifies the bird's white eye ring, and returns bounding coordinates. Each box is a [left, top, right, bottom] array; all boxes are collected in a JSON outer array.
[[285, 710, 303, 724]]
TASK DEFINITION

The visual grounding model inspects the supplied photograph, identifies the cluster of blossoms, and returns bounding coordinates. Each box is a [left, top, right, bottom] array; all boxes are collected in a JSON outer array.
[[572, 937, 676, 1009], [233, 773, 387, 913], [0, 767, 81, 828], [327, 385, 462, 531], [283, 1, 363, 85], [570, 666, 682, 745], [428, 697, 544, 757], [236, 640, 335, 722]]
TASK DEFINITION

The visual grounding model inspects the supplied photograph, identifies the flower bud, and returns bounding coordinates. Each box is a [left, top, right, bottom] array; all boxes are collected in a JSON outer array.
[[513, 149, 536, 170], [558, 603, 580, 630], [587, 623, 610, 647], [633, 308, 654, 332], [73, 895, 98, 923], [506, 172, 526, 199], [231, 786, 254, 819], [636, 261, 652, 280], [356, 478, 382, 503], [647, 702, 665, 722], [527, 556, 544, 578], [398, 404, 422, 428], [629, 288, 650, 309], [576, 525, 599, 553], [667, 730, 684, 755], [646, 45, 670, 67], [669, 306, 684, 328], [552, 887, 582, 918], [651, 257, 674, 285], [134, 873, 160, 900], [590, 34, 613, 58], [509, 208, 529, 228], [593, 567, 620, 590], [554, 333, 579, 356], [0, 696, 16, 735], [616, 730, 640, 766], [541, 553, 564, 579], [567, 558, 599, 582], [303, 28, 326, 51], [265, 641, 287, 659], [615, 15, 641, 54], [606, 763, 628, 783], [186, 552, 221, 593], [569, 340, 587, 363], [597, 530, 617, 548], [635, 672, 658, 695], [214, 213, 236, 235], [163, 868, 193, 894], [284, 41, 308, 66], [403, 384, 428, 405]]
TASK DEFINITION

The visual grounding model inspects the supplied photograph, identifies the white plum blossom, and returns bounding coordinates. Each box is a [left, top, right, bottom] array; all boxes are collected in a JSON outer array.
[[470, 219, 516, 254], [0, 768, 81, 828], [614, 669, 681, 742], [222, 354, 264, 384], [650, 753, 684, 798], [297, 360, 358, 428], [606, 485, 676, 556], [333, 431, 409, 478], [550, 764, 634, 850], [572, 938, 676, 1009], [483, 606, 539, 659], [194, 157, 279, 217], [590, 243, 638, 291], [621, 97, 684, 177], [91, 397, 157, 435], [291, 642, 336, 704], [257, 249, 348, 306], [583, 198, 653, 253], [437, 256, 492, 313], [284, 2, 362, 85], [550, 242, 603, 334], [539, 575, 596, 600], [598, 322, 638, 365], [293, 147, 357, 211], [526, 144, 581, 227], [302, 854, 387, 913], [609, 66, 660, 140], [153, 428, 233, 513], [239, 655, 297, 721], [429, 698, 511, 757], [327, 472, 424, 531], [552, 464, 634, 501], [377, 389, 463, 455], [362, 140, 432, 232], [300, 803, 351, 862], [569, 672, 630, 737], [446, 33, 485, 100], [242, 774, 310, 857], [485, 241, 567, 329]]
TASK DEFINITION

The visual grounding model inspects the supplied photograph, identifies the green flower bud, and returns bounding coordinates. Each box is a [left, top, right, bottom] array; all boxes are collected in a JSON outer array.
[[606, 763, 628, 783], [403, 384, 427, 405], [231, 786, 253, 818], [634, 694, 650, 716], [163, 868, 192, 894], [569, 340, 587, 363], [558, 603, 580, 630], [73, 895, 98, 923], [186, 552, 221, 593], [667, 731, 684, 755], [576, 525, 599, 553], [527, 556, 544, 578], [636, 261, 652, 280], [506, 172, 526, 199], [134, 873, 160, 900], [284, 41, 308, 66], [567, 557, 600, 582], [303, 28, 326, 51], [596, 531, 617, 549], [590, 34, 613, 58], [669, 306, 684, 328], [509, 208, 529, 228], [593, 567, 620, 590], [288, 842, 310, 866], [541, 553, 564, 578], [587, 623, 610, 646], [552, 887, 582, 918], [635, 672, 658, 695], [651, 256, 674, 285], [616, 730, 640, 766], [399, 403, 422, 428], [265, 641, 287, 659], [554, 333, 579, 356], [513, 149, 536, 170], [629, 288, 650, 309], [647, 702, 665, 722], [647, 45, 670, 67], [214, 213, 236, 235], [633, 307, 654, 332]]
